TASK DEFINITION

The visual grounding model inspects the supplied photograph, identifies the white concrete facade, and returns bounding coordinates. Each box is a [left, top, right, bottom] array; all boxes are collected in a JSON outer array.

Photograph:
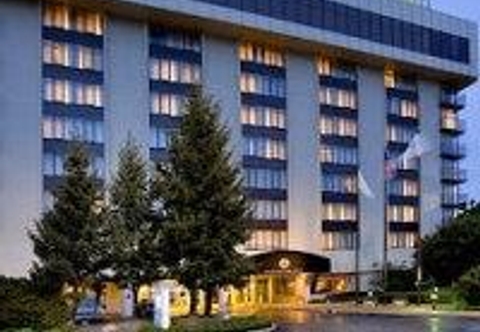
[[0, 0, 476, 290]]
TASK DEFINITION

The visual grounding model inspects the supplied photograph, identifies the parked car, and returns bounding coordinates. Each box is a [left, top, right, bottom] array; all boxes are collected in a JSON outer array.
[[74, 297, 104, 324]]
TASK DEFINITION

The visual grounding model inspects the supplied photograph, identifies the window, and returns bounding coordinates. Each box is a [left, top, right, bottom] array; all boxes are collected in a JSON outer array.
[[385, 70, 417, 92], [43, 4, 103, 35], [245, 230, 287, 250], [151, 93, 185, 116], [387, 205, 418, 223], [43, 152, 64, 176], [43, 79, 102, 107], [150, 126, 172, 149], [388, 232, 417, 249], [322, 173, 357, 194], [151, 30, 201, 52], [43, 41, 102, 71], [317, 57, 356, 80], [387, 125, 416, 143], [42, 116, 103, 143], [43, 4, 70, 30], [240, 73, 286, 97], [241, 106, 286, 129], [75, 11, 103, 35], [388, 98, 419, 119], [441, 108, 460, 130], [239, 43, 285, 67], [387, 179, 419, 197], [319, 145, 357, 165], [150, 59, 200, 84], [319, 115, 357, 137], [244, 168, 287, 190], [319, 87, 356, 108], [243, 137, 286, 160], [252, 200, 287, 220], [321, 231, 356, 251], [322, 203, 357, 221]]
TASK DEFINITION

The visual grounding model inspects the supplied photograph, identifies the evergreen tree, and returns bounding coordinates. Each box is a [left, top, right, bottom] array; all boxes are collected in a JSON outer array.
[[108, 137, 162, 304], [29, 142, 106, 308], [154, 89, 252, 316]]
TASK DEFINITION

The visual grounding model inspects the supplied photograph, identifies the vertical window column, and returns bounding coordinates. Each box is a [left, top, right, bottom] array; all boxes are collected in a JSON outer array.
[[318, 57, 359, 252], [148, 27, 202, 161], [240, 43, 288, 251], [41, 2, 105, 210]]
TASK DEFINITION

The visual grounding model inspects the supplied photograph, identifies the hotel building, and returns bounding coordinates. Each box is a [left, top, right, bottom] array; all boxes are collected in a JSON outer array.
[[0, 0, 477, 304]]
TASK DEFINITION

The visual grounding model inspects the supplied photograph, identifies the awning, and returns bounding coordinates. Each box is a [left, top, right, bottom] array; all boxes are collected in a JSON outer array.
[[250, 250, 330, 274]]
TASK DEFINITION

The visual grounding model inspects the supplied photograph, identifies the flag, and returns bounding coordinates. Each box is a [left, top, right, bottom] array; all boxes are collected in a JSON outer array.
[[358, 170, 374, 198], [400, 133, 433, 164], [384, 150, 398, 180]]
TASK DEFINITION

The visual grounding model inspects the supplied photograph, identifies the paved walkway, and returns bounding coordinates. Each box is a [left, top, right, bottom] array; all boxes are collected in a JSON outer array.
[[76, 320, 143, 332], [305, 302, 480, 318]]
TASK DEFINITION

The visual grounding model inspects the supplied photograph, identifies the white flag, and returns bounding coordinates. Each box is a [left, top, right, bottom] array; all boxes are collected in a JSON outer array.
[[400, 133, 433, 163], [358, 171, 374, 198]]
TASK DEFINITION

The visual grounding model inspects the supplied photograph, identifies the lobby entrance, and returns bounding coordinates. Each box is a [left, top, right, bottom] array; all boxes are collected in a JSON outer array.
[[230, 250, 331, 309]]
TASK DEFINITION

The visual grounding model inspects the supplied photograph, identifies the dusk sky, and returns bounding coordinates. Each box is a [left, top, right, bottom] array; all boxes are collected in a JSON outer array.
[[433, 0, 480, 201]]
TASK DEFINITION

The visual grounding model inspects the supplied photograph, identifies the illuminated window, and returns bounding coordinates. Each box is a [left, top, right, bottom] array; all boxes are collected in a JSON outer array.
[[388, 232, 417, 249], [151, 93, 185, 116], [322, 203, 357, 221], [150, 59, 200, 84], [245, 230, 287, 250], [241, 106, 286, 129], [384, 69, 396, 88], [319, 116, 357, 137], [321, 232, 356, 251], [318, 57, 356, 80], [387, 205, 418, 223], [240, 73, 285, 97], [239, 43, 284, 67], [43, 4, 70, 30], [75, 11, 103, 35], [319, 87, 356, 108]]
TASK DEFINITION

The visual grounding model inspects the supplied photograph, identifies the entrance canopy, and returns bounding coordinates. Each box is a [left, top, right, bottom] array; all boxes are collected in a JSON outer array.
[[250, 250, 330, 274]]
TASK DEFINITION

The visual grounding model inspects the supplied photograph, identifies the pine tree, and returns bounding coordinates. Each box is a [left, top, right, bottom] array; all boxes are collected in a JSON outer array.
[[29, 142, 106, 307], [108, 137, 162, 304], [154, 89, 252, 316]]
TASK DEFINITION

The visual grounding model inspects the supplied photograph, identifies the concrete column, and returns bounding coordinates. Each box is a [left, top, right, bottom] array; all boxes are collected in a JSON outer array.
[[202, 36, 241, 163], [0, 0, 42, 276], [357, 67, 386, 289], [286, 53, 320, 253], [419, 81, 442, 237], [104, 17, 149, 181]]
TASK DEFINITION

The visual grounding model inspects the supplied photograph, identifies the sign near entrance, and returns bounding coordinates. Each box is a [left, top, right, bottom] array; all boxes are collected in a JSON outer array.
[[278, 257, 291, 270]]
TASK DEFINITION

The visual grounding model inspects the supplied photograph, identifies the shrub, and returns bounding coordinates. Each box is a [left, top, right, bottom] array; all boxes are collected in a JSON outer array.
[[456, 265, 480, 307], [0, 276, 69, 331]]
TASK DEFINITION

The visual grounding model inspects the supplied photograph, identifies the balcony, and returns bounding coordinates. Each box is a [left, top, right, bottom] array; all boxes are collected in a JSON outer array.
[[442, 167, 467, 184], [440, 92, 466, 110], [441, 141, 466, 159], [441, 118, 466, 135], [442, 193, 468, 208]]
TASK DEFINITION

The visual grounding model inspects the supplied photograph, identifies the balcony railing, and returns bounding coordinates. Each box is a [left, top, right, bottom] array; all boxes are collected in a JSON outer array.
[[440, 93, 467, 110], [441, 118, 466, 134], [442, 193, 468, 207], [442, 168, 467, 183], [441, 141, 466, 158]]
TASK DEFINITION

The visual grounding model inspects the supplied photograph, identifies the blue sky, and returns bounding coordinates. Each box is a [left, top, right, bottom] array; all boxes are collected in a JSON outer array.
[[432, 0, 480, 200]]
